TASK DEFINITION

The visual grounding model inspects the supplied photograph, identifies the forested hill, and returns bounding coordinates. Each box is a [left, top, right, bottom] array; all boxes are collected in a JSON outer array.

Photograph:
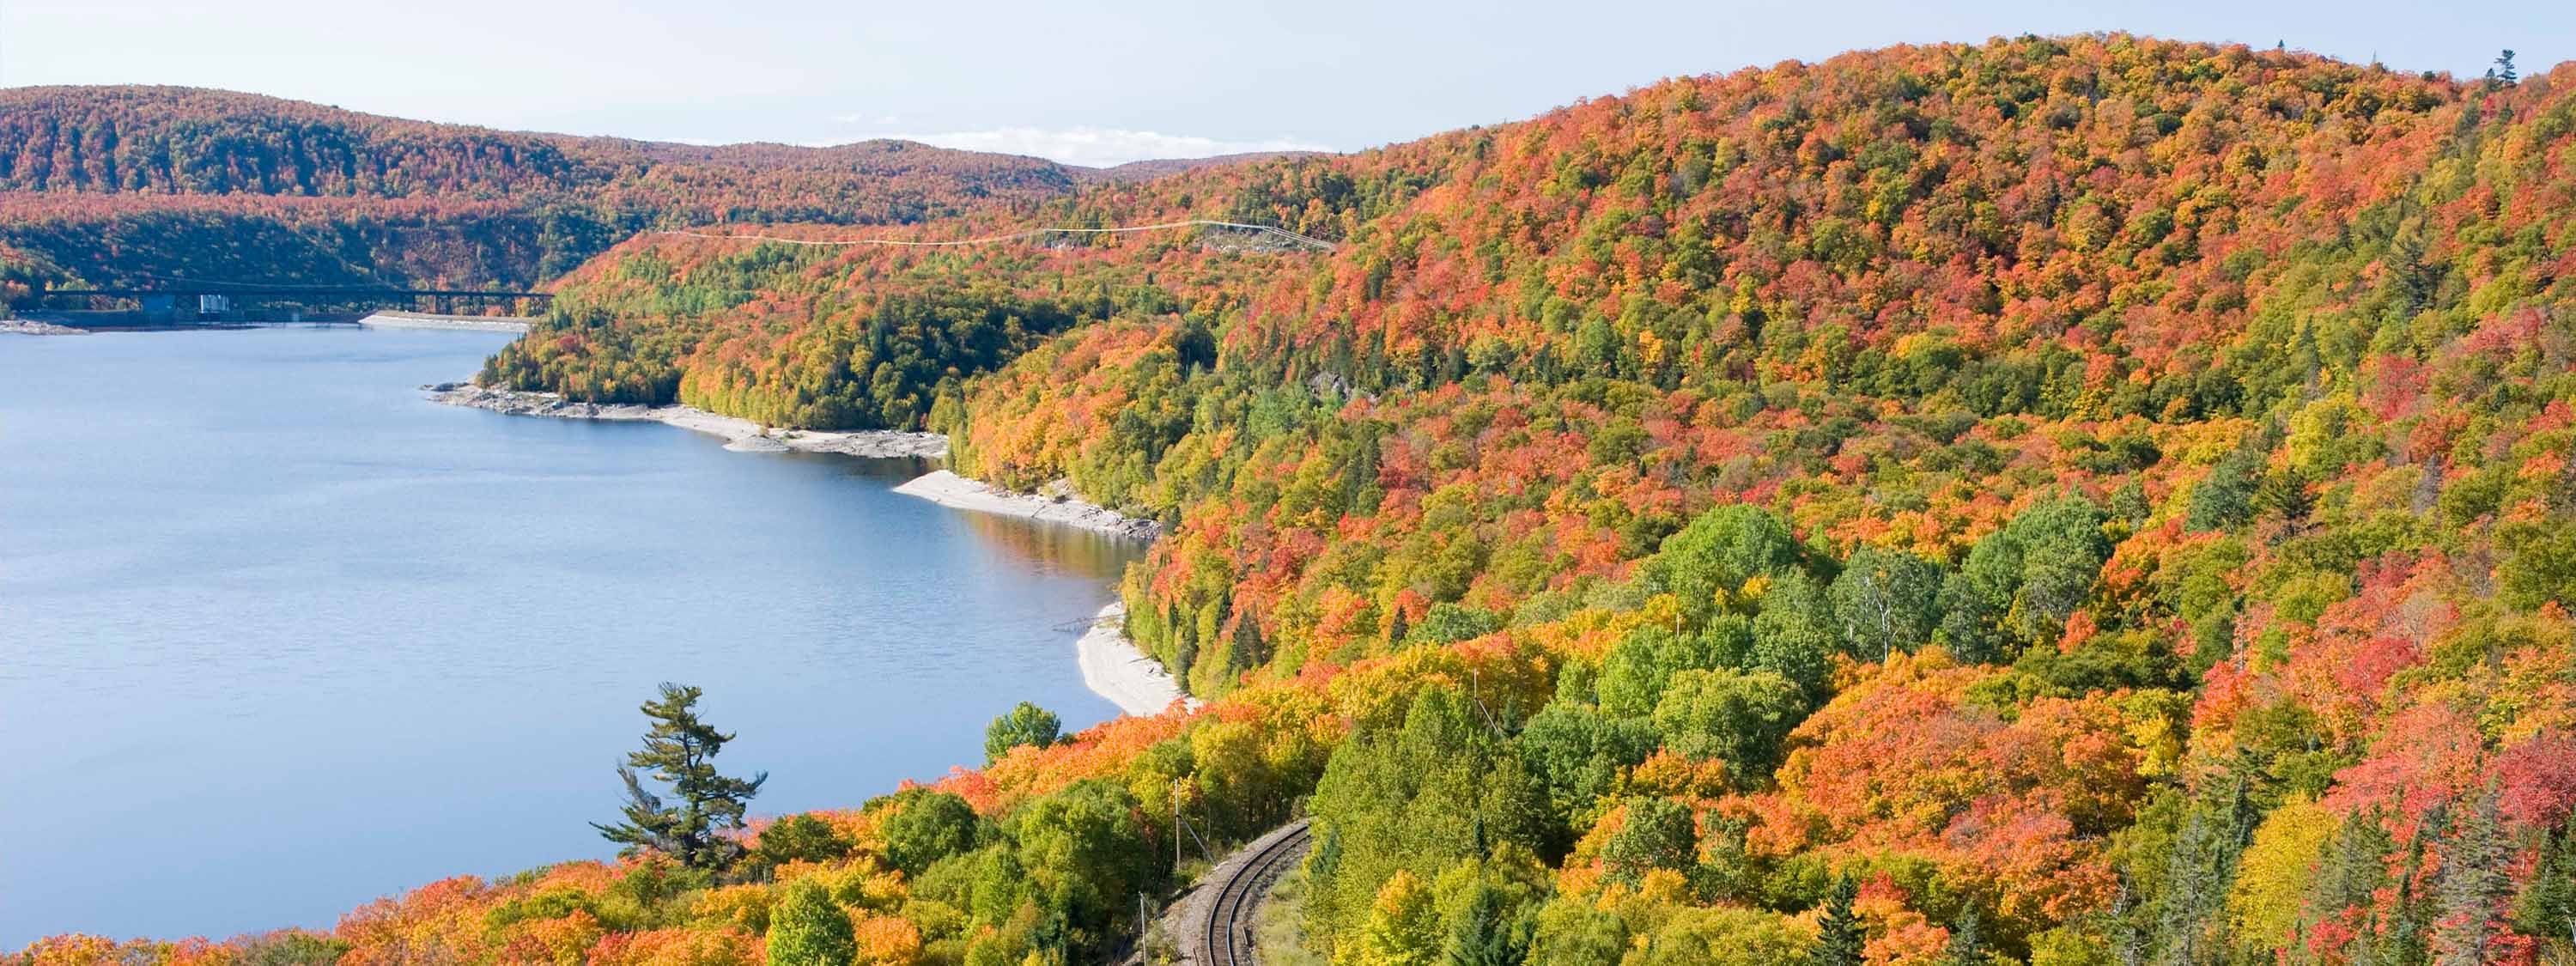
[[0, 86, 1218, 299], [33, 34, 2576, 966]]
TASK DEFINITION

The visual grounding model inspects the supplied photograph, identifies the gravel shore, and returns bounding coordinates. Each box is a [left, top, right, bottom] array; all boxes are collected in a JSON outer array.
[[427, 383, 949, 458], [359, 312, 534, 333], [2, 319, 88, 336], [890, 470, 1162, 540]]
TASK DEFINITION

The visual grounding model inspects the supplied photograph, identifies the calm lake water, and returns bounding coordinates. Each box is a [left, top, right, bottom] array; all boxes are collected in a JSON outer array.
[[0, 326, 1137, 945]]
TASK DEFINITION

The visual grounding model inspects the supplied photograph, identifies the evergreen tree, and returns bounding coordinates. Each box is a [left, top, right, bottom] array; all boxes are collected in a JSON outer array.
[[1230, 616, 1267, 674], [1385, 605, 1410, 648], [2311, 811, 2395, 962], [1442, 881, 1530, 966], [767, 879, 856, 966], [2495, 50, 2518, 83], [2514, 824, 2576, 957], [1944, 905, 1985, 965], [593, 683, 766, 870], [2386, 803, 2451, 966], [1818, 873, 1865, 966], [2433, 793, 2509, 965], [2154, 775, 2256, 963]]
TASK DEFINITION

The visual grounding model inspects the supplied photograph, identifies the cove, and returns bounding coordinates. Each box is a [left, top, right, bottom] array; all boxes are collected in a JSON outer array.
[[0, 326, 1138, 945]]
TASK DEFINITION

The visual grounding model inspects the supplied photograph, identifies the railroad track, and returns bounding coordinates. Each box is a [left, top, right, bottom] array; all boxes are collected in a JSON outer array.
[[1201, 819, 1313, 966]]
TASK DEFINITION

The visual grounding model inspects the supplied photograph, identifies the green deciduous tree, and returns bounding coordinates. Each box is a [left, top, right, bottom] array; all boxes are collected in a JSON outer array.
[[1518, 702, 1659, 841], [1309, 684, 1552, 945], [984, 701, 1063, 764], [1827, 544, 1943, 660], [1357, 869, 1443, 966], [767, 879, 855, 966], [751, 814, 851, 873], [1645, 505, 1806, 627], [882, 788, 986, 877], [1601, 796, 1698, 886], [1651, 668, 1806, 780], [1013, 779, 1160, 956]]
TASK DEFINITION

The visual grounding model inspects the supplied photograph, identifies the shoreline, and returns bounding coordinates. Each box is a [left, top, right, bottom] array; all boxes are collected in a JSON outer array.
[[891, 470, 1163, 541], [427, 383, 949, 459], [1, 319, 88, 336], [1077, 603, 1199, 716], [426, 380, 1192, 716], [359, 311, 534, 333]]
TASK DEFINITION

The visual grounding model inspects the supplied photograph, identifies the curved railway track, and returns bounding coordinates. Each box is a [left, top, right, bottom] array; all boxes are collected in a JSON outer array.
[[1200, 819, 1312, 966]]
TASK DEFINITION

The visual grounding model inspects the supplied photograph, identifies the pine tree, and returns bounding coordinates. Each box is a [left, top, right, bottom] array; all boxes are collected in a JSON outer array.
[[2514, 825, 2576, 957], [1944, 905, 1985, 965], [1441, 881, 1528, 966], [2494, 50, 2518, 83], [1385, 605, 1411, 648], [2433, 793, 2508, 965], [1819, 873, 1865, 966], [592, 683, 767, 870], [2312, 811, 2394, 963], [2154, 774, 2257, 963], [2386, 803, 2451, 966], [1231, 616, 1267, 672]]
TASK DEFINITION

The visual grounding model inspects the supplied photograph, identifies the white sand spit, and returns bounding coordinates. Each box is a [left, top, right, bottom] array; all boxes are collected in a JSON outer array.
[[1077, 603, 1199, 717]]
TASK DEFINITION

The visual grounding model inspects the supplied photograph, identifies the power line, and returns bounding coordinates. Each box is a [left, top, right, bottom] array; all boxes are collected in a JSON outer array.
[[650, 218, 1338, 252]]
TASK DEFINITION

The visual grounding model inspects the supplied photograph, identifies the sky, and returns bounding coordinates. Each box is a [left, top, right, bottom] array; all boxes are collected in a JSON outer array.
[[3, 0, 2570, 167]]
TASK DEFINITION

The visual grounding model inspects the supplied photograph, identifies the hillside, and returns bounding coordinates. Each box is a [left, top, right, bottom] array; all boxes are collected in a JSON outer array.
[[0, 86, 1197, 298], [25, 33, 2576, 966]]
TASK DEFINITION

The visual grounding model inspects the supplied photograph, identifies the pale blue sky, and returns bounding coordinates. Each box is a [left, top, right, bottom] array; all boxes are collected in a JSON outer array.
[[2, 0, 2567, 166]]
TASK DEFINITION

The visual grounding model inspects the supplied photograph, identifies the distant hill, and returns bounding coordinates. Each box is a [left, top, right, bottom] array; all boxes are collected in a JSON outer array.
[[0, 86, 1304, 295], [1074, 150, 1333, 182]]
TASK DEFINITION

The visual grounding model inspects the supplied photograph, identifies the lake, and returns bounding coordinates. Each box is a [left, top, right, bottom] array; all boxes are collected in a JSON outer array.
[[0, 325, 1138, 945]]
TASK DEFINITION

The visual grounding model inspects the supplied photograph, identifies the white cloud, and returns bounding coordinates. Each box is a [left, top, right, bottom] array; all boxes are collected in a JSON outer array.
[[868, 126, 1333, 168]]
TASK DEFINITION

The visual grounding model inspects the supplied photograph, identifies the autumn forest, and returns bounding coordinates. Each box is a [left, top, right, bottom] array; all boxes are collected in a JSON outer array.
[[12, 32, 2576, 966]]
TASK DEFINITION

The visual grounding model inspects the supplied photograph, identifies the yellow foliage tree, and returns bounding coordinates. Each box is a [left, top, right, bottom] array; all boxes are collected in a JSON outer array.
[[2225, 795, 2336, 952]]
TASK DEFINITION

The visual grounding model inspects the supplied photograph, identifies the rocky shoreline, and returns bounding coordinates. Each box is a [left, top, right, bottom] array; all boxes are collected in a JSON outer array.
[[359, 311, 534, 333], [426, 383, 949, 459], [1, 319, 88, 336], [893, 471, 1163, 541]]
